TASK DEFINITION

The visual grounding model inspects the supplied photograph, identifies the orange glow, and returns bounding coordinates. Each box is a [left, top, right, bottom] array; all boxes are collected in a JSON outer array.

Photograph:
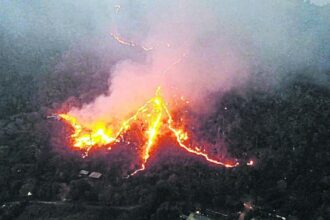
[[58, 87, 239, 175], [59, 114, 116, 150]]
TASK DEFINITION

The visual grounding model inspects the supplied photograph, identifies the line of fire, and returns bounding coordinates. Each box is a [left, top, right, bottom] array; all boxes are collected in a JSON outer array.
[[49, 87, 254, 177]]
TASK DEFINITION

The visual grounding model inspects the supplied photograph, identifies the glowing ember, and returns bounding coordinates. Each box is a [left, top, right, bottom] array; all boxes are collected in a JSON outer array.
[[58, 87, 239, 176]]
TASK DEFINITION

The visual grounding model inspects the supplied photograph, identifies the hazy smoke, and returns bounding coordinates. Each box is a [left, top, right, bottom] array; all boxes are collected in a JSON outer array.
[[1, 0, 329, 123]]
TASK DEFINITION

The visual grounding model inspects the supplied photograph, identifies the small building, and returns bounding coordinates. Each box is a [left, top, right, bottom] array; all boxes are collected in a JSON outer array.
[[79, 170, 89, 176], [88, 171, 102, 179]]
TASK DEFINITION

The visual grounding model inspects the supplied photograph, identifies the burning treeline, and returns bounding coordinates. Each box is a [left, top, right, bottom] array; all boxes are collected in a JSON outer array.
[[58, 87, 239, 176]]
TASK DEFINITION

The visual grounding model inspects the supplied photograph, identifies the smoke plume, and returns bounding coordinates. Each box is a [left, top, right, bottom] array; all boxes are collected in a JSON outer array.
[[1, 0, 329, 123]]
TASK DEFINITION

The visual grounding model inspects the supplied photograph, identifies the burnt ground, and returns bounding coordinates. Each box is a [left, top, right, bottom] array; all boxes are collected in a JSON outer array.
[[0, 62, 329, 220]]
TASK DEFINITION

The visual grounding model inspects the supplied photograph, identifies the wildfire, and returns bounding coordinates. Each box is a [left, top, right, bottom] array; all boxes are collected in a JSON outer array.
[[58, 87, 239, 176], [110, 32, 154, 51]]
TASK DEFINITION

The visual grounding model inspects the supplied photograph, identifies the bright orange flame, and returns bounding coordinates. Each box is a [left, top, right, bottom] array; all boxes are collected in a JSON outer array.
[[58, 114, 116, 150], [58, 87, 239, 176]]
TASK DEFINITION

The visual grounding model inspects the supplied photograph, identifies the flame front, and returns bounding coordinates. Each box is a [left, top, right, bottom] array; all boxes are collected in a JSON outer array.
[[58, 87, 239, 176]]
